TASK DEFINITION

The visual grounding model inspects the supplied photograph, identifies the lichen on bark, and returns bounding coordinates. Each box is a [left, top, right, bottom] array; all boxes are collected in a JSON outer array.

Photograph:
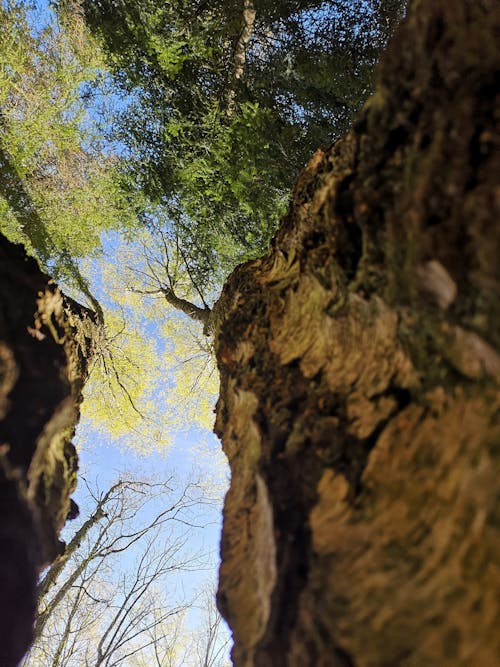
[[214, 1, 500, 665]]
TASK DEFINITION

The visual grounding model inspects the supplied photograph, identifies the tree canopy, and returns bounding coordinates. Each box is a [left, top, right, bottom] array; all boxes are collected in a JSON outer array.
[[0, 0, 405, 446], [76, 0, 405, 286], [1, 0, 406, 307], [0, 1, 138, 296]]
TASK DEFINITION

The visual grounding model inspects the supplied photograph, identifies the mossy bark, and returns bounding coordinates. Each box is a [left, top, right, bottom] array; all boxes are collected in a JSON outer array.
[[0, 236, 93, 666], [213, 1, 500, 665]]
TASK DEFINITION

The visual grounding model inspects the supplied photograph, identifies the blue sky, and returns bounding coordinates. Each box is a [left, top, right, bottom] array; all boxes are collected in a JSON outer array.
[[70, 408, 232, 664]]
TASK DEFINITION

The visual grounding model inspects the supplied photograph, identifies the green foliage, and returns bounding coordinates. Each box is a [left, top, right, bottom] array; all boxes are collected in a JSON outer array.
[[0, 1, 137, 287], [0, 0, 406, 453], [77, 0, 405, 284], [80, 234, 219, 452]]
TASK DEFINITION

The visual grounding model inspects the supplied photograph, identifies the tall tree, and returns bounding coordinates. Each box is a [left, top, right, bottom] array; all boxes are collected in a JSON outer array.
[[77, 239, 220, 450], [0, 0, 137, 299], [211, 0, 500, 664], [24, 476, 226, 667], [2, 0, 499, 665], [77, 0, 406, 285], [0, 235, 94, 667]]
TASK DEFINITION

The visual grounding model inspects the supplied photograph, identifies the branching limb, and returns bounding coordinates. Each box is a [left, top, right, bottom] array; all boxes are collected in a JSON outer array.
[[161, 286, 212, 328]]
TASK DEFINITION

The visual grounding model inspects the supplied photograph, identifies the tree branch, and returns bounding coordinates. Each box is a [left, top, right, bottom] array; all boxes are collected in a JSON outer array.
[[37, 481, 125, 602], [162, 286, 212, 330]]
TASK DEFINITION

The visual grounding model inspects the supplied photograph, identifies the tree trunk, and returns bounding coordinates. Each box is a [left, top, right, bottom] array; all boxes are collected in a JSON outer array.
[[213, 1, 500, 665], [0, 236, 93, 666]]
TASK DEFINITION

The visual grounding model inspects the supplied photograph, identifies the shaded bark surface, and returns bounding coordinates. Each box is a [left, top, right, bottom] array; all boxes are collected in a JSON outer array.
[[0, 236, 92, 666], [214, 1, 500, 665]]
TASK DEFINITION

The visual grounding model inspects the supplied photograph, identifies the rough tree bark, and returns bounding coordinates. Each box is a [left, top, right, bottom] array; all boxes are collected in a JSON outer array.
[[0, 236, 93, 666], [213, 1, 500, 665]]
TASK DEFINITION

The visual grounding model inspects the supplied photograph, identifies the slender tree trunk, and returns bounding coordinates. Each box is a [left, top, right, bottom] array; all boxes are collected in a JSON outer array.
[[49, 586, 83, 667], [34, 479, 155, 642], [36, 481, 122, 603], [213, 1, 500, 665], [226, 0, 256, 115]]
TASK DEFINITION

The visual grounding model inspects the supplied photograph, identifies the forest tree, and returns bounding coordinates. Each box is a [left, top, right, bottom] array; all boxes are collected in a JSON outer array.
[[211, 0, 500, 664], [0, 0, 499, 666]]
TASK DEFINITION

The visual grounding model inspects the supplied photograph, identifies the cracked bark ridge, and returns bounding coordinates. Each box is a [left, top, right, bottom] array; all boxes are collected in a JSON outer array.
[[0, 235, 93, 666], [214, 1, 500, 665]]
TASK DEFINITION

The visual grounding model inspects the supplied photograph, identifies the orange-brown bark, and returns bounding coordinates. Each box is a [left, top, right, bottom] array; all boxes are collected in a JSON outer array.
[[214, 1, 500, 664]]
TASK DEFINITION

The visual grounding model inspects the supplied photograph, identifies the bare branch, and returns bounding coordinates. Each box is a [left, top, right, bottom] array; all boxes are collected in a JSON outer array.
[[162, 286, 212, 329], [37, 480, 125, 602]]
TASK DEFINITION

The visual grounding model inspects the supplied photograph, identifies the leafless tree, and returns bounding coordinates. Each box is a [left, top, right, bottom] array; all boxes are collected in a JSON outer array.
[[193, 586, 232, 667], [22, 475, 226, 667]]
